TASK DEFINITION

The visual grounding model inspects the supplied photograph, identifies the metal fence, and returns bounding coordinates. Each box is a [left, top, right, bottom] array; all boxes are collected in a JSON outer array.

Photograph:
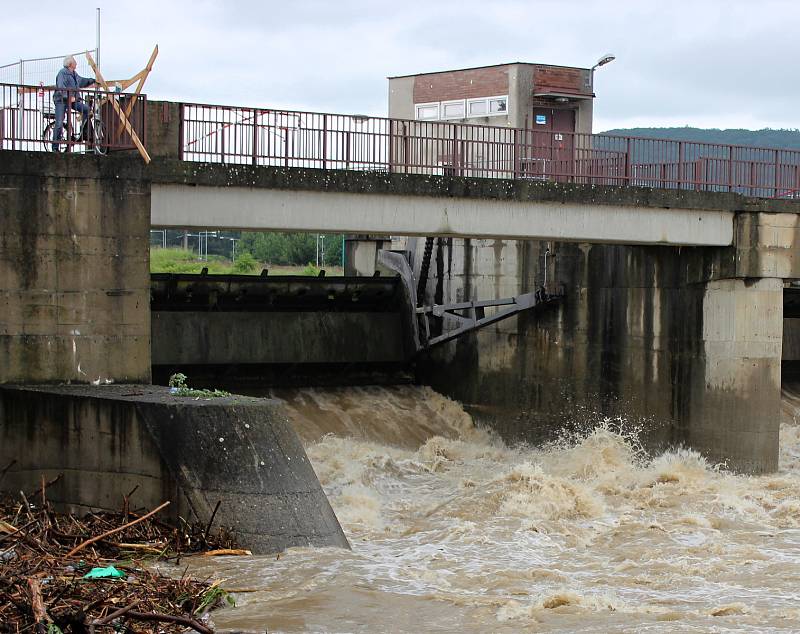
[[0, 50, 98, 87], [2, 84, 799, 200], [0, 83, 146, 154], [181, 102, 800, 199]]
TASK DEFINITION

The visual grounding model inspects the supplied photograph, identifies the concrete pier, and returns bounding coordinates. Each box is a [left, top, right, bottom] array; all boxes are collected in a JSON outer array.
[[406, 237, 784, 473], [0, 152, 150, 383]]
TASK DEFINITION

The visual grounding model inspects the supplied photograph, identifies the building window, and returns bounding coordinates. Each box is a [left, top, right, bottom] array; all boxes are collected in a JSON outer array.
[[467, 99, 488, 116], [488, 97, 507, 114], [441, 100, 466, 119], [415, 103, 439, 120], [415, 96, 509, 120]]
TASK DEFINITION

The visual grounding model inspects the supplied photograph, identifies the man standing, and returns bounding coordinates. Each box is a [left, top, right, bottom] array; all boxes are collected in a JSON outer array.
[[52, 56, 96, 151]]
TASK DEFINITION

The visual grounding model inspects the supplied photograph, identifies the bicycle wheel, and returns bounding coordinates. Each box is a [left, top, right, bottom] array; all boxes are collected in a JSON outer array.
[[91, 119, 107, 155], [42, 121, 72, 152], [42, 121, 60, 152]]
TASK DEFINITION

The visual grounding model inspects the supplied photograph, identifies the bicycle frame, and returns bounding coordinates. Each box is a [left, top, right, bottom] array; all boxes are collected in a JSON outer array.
[[46, 88, 106, 154]]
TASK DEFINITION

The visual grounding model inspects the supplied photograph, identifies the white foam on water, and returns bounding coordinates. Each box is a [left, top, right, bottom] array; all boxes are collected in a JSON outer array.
[[187, 384, 800, 633]]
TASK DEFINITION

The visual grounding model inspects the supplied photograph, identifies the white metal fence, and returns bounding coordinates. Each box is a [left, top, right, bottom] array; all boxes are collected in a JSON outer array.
[[0, 49, 97, 87]]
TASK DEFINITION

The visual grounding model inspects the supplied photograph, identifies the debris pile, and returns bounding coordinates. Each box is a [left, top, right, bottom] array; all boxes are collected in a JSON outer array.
[[0, 480, 240, 633]]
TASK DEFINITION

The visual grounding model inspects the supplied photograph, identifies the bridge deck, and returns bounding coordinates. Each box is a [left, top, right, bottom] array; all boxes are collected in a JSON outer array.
[[148, 161, 738, 246]]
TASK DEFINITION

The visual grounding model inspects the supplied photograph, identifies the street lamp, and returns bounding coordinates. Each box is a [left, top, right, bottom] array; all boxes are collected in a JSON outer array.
[[591, 53, 616, 72], [589, 53, 616, 93]]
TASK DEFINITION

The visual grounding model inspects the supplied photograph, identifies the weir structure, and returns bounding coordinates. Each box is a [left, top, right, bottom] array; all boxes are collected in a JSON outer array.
[[2, 90, 800, 552]]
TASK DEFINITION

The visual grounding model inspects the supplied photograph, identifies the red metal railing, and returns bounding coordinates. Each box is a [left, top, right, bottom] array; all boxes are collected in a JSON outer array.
[[181, 101, 800, 199], [3, 83, 799, 201], [0, 82, 146, 154]]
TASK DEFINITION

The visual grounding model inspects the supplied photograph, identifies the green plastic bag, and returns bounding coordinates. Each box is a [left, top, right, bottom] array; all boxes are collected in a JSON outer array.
[[83, 565, 125, 579]]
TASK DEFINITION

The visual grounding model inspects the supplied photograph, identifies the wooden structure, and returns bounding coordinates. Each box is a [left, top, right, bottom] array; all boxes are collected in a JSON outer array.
[[85, 46, 158, 163]]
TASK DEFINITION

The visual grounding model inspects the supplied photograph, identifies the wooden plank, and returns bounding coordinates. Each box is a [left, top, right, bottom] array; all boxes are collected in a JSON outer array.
[[116, 45, 158, 140]]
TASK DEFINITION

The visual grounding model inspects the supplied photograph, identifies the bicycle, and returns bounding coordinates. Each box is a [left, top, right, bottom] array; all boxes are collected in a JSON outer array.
[[41, 92, 106, 155]]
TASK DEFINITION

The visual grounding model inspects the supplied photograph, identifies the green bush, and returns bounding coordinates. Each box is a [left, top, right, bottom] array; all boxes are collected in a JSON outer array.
[[168, 373, 231, 398], [232, 251, 258, 273], [302, 262, 320, 276]]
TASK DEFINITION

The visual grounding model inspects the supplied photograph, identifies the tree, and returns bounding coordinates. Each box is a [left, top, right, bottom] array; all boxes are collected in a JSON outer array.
[[239, 232, 345, 266]]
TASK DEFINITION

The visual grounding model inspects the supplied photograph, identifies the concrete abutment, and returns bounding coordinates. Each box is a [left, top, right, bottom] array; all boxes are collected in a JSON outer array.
[[0, 385, 349, 553]]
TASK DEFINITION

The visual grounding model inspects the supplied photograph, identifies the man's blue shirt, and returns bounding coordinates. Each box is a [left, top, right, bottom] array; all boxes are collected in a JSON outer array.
[[54, 68, 95, 103]]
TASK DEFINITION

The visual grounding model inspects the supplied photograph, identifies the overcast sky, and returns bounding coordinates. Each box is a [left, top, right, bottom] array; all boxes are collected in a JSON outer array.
[[3, 0, 798, 132]]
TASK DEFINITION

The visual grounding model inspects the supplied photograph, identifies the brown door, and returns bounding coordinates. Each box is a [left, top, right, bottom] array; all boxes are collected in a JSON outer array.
[[552, 109, 575, 180], [530, 108, 575, 181]]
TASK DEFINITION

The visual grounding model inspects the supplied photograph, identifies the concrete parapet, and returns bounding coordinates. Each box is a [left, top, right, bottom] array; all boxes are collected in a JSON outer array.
[[0, 384, 349, 553], [145, 101, 182, 161]]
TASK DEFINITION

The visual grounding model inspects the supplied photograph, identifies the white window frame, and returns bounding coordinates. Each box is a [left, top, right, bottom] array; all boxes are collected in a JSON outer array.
[[440, 99, 466, 120], [415, 102, 440, 120], [415, 95, 509, 121], [465, 95, 509, 118], [487, 95, 508, 116], [466, 98, 489, 117]]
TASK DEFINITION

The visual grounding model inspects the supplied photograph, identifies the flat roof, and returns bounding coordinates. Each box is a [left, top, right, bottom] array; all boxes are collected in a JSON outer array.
[[387, 62, 591, 80]]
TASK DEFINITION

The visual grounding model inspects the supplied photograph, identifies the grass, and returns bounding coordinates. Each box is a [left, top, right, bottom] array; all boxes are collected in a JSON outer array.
[[150, 247, 343, 276]]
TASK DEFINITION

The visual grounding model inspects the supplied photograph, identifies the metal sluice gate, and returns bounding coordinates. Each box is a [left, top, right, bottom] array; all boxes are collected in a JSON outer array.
[[149, 271, 563, 357], [416, 286, 564, 350]]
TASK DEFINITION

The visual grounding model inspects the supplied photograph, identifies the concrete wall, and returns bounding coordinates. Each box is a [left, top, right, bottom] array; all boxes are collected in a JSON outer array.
[[0, 151, 151, 383], [0, 385, 349, 553], [388, 76, 415, 120], [405, 236, 782, 473], [145, 100, 182, 160]]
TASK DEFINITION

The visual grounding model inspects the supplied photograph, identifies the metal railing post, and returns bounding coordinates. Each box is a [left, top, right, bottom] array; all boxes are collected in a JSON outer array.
[[728, 145, 734, 192], [322, 114, 327, 170], [251, 109, 258, 166], [624, 138, 631, 184], [402, 122, 409, 174], [386, 119, 394, 173], [774, 149, 780, 198], [178, 104, 185, 160]]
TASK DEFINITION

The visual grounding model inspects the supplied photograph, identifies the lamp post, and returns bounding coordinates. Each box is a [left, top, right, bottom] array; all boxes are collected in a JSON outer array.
[[590, 53, 616, 92]]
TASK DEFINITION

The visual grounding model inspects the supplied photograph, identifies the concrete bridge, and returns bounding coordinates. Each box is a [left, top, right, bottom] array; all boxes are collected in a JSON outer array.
[[3, 96, 800, 548]]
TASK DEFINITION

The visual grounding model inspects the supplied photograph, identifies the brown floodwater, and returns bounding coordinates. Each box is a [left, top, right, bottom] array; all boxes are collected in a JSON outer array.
[[180, 384, 800, 633]]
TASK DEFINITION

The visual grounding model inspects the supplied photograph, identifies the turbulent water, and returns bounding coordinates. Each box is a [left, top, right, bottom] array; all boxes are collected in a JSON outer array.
[[186, 384, 800, 633]]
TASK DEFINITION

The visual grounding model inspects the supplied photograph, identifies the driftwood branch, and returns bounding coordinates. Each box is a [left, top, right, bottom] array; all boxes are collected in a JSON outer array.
[[203, 500, 222, 544], [123, 610, 213, 634], [27, 578, 49, 633], [93, 601, 139, 625], [65, 501, 170, 558]]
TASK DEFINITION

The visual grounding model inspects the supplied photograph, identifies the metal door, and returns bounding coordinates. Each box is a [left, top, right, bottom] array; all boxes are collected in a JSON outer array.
[[528, 108, 575, 180], [551, 109, 575, 181]]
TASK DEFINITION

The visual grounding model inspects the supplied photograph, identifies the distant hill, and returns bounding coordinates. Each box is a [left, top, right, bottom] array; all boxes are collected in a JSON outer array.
[[600, 127, 800, 150]]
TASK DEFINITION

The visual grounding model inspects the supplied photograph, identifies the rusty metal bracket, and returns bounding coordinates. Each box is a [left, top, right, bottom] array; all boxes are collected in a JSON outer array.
[[416, 286, 564, 350]]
